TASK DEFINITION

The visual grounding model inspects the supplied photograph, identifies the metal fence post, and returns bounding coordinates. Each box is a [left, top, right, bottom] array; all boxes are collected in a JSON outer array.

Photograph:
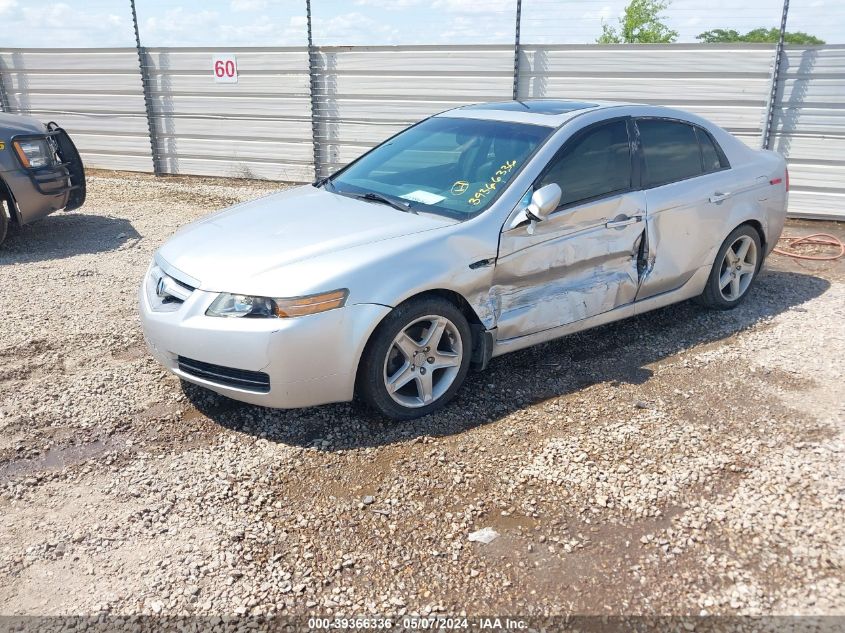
[[0, 61, 10, 113], [130, 0, 162, 175], [761, 0, 790, 150], [306, 0, 322, 180], [512, 0, 522, 100]]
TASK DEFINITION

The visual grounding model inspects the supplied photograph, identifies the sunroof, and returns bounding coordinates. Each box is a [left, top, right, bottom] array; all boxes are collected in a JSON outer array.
[[461, 100, 597, 115]]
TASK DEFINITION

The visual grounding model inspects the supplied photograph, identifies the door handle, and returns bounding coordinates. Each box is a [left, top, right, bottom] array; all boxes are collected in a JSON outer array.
[[606, 214, 643, 228], [709, 191, 732, 203]]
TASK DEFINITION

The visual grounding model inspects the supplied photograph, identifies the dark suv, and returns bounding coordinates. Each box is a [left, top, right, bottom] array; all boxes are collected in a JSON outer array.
[[0, 113, 86, 245]]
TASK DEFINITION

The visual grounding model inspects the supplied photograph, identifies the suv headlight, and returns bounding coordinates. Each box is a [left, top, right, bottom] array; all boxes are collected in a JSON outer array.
[[206, 289, 348, 318], [13, 137, 56, 169]]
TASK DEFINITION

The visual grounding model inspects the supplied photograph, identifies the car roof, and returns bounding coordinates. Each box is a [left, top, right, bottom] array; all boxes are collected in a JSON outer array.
[[436, 99, 637, 127], [434, 99, 755, 167]]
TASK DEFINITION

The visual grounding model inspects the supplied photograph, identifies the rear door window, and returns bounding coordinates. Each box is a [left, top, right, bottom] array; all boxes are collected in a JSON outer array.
[[696, 128, 728, 173], [637, 119, 703, 187]]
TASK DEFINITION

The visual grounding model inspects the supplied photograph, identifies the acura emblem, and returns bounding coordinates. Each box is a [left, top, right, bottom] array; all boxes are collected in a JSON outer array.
[[156, 276, 167, 298]]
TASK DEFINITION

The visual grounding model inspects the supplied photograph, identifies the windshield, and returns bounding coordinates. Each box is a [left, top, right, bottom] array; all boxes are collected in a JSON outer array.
[[327, 117, 553, 219]]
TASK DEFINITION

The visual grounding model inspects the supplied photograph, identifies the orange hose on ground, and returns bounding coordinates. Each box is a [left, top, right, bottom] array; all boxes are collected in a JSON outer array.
[[773, 233, 845, 261]]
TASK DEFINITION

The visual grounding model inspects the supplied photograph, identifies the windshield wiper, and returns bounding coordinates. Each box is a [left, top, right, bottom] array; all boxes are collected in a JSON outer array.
[[356, 192, 417, 214], [313, 176, 335, 191]]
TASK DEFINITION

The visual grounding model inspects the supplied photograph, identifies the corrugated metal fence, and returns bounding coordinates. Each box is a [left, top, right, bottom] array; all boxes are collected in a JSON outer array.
[[518, 45, 775, 149], [0, 48, 153, 172], [0, 44, 843, 220], [144, 47, 313, 182], [312, 45, 515, 177], [771, 46, 845, 220]]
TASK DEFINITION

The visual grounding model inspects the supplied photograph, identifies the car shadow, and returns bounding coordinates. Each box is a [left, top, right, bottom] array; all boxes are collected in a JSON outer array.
[[0, 212, 141, 264], [183, 269, 830, 450]]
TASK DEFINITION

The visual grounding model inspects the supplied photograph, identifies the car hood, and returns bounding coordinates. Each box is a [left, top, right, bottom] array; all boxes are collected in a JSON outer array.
[[0, 113, 47, 135], [157, 185, 455, 292]]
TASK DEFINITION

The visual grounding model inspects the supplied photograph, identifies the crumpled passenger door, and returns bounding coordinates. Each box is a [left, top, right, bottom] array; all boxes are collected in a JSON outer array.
[[491, 191, 647, 341]]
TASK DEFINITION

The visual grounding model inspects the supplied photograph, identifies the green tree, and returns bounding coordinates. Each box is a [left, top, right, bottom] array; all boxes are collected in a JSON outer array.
[[696, 27, 825, 45], [597, 0, 679, 44]]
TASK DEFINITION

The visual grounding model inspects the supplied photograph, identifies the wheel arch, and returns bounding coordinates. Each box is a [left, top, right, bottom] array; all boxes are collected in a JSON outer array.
[[352, 288, 487, 396], [409, 288, 485, 326], [738, 218, 766, 264], [0, 174, 21, 224]]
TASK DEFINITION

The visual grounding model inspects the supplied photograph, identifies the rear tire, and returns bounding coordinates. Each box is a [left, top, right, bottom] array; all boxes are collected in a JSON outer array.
[[696, 224, 762, 310], [359, 297, 472, 421]]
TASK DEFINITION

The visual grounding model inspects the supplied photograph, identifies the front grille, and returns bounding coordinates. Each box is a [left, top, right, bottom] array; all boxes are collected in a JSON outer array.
[[156, 273, 195, 304], [147, 265, 196, 312], [177, 356, 270, 393]]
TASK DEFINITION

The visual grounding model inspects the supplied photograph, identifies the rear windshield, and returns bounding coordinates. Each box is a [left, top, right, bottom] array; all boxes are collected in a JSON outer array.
[[327, 117, 553, 219]]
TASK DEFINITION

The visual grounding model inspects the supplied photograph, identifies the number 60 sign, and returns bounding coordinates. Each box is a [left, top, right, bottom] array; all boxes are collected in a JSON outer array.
[[212, 54, 238, 83]]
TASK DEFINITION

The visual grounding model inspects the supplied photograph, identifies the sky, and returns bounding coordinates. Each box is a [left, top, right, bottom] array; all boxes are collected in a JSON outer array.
[[0, 0, 840, 48]]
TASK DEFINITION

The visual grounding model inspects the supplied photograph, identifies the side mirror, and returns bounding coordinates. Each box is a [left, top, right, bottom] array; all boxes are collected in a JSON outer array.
[[525, 183, 562, 222]]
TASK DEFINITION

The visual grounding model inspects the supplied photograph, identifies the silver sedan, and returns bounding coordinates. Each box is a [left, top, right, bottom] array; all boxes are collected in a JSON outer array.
[[140, 100, 788, 420]]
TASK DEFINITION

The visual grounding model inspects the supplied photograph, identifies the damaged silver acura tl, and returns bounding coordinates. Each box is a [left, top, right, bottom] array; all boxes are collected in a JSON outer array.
[[140, 100, 788, 420]]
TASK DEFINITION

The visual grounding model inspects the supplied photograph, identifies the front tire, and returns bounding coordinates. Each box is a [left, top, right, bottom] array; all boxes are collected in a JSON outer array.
[[697, 225, 762, 309], [0, 201, 8, 246], [359, 297, 472, 421]]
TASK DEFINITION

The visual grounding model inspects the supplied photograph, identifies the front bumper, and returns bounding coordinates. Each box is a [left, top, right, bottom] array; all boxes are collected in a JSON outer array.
[[139, 263, 390, 409], [6, 124, 86, 225]]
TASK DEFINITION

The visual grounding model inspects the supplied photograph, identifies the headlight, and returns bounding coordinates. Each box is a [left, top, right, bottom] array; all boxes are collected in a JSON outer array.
[[205, 294, 276, 318], [206, 289, 348, 318], [13, 138, 55, 169]]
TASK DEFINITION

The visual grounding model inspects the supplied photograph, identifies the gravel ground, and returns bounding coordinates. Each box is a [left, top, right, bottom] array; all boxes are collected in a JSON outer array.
[[0, 172, 843, 618]]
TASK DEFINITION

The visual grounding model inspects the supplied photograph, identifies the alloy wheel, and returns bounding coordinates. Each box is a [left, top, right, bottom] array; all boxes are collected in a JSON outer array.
[[718, 235, 758, 301], [382, 315, 463, 408]]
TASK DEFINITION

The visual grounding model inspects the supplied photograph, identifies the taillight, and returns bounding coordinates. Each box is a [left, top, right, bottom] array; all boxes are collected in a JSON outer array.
[[770, 169, 789, 191]]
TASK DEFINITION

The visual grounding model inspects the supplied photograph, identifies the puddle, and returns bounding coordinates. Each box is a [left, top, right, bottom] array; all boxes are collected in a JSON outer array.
[[0, 437, 125, 483]]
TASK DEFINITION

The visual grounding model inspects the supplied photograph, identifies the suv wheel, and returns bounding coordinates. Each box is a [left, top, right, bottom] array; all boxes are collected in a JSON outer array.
[[0, 201, 9, 246]]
